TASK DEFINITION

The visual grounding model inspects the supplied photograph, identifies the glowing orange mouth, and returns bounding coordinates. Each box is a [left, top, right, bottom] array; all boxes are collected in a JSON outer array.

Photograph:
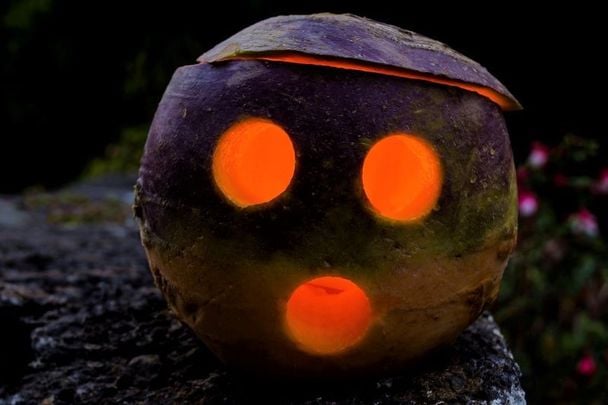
[[285, 276, 372, 355]]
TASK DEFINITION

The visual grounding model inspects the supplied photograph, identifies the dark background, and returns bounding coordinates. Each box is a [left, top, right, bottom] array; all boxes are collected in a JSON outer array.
[[1, 1, 605, 192]]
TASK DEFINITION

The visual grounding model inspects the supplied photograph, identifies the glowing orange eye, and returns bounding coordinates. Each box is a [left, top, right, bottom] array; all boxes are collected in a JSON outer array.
[[212, 118, 296, 207], [362, 133, 442, 222], [285, 276, 372, 355]]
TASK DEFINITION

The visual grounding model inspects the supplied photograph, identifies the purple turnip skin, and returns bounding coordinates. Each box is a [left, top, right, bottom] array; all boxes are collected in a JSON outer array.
[[135, 14, 519, 377], [199, 13, 520, 111]]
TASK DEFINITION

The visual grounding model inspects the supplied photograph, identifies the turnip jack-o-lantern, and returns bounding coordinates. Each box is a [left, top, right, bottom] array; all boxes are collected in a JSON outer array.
[[134, 13, 521, 377]]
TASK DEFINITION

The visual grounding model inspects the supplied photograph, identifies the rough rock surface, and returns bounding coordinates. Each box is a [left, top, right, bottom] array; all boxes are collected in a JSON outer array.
[[0, 177, 525, 404]]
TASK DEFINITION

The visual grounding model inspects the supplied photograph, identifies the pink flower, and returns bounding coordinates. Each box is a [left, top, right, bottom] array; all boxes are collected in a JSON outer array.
[[570, 209, 599, 237], [592, 168, 608, 194], [576, 354, 597, 377], [518, 190, 538, 217], [527, 141, 550, 169]]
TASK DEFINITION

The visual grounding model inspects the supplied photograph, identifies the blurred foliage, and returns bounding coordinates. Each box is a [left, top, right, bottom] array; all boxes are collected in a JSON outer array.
[[3, 0, 52, 31], [84, 126, 148, 178], [0, 0, 230, 191], [497, 136, 608, 403]]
